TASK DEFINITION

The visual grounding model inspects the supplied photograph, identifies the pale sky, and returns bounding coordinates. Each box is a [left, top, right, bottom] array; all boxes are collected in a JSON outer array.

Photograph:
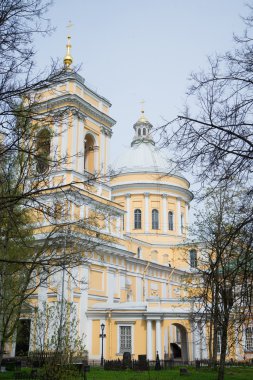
[[35, 0, 247, 165]]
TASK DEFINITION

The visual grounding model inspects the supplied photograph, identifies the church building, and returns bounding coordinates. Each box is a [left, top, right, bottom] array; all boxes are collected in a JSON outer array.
[[11, 36, 251, 363]]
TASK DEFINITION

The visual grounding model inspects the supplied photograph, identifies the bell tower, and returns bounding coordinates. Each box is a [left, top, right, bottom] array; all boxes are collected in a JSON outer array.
[[34, 36, 116, 196]]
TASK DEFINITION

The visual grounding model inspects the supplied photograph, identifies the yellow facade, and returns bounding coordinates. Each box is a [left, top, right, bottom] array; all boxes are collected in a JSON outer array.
[[9, 52, 249, 364]]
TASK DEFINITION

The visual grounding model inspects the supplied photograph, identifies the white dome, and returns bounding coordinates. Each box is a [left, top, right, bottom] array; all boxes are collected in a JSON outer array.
[[114, 140, 171, 174]]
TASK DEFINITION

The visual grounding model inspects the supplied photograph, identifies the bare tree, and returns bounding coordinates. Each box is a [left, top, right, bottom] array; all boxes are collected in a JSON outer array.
[[187, 185, 253, 380], [0, 0, 118, 364], [159, 5, 253, 197]]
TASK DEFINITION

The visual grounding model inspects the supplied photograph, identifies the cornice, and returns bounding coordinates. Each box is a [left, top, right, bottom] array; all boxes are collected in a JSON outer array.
[[34, 93, 116, 128], [111, 171, 191, 188], [62, 72, 112, 106], [112, 183, 193, 202]]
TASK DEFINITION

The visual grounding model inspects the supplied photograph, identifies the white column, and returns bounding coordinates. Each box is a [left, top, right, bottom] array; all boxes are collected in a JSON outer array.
[[78, 119, 85, 173], [105, 130, 111, 173], [93, 146, 99, 172], [136, 276, 142, 301], [201, 324, 208, 359], [51, 121, 59, 165], [162, 194, 168, 233], [144, 192, 149, 233], [156, 319, 162, 357], [99, 127, 105, 174], [177, 198, 181, 235], [72, 115, 78, 171], [126, 193, 131, 233], [61, 116, 69, 167], [107, 270, 115, 303], [164, 327, 168, 357], [235, 323, 243, 360], [193, 322, 201, 360], [147, 319, 153, 359], [116, 216, 121, 236], [185, 202, 189, 234], [191, 321, 196, 360], [80, 266, 89, 346]]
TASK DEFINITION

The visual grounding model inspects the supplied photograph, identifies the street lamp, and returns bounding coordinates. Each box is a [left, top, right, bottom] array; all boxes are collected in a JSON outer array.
[[99, 323, 106, 366]]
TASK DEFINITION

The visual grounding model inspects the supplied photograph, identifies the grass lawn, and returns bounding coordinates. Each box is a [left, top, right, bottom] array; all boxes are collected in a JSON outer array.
[[0, 366, 253, 380]]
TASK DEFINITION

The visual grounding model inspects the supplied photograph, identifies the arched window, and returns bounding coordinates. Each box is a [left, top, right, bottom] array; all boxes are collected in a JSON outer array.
[[134, 209, 142, 229], [143, 128, 146, 136], [168, 211, 174, 230], [190, 249, 197, 268], [138, 128, 141, 136], [137, 247, 142, 258], [36, 128, 51, 173], [84, 133, 95, 173], [152, 209, 159, 229]]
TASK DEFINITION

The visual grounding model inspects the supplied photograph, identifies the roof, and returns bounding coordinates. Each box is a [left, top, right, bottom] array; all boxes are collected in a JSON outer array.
[[114, 139, 172, 174]]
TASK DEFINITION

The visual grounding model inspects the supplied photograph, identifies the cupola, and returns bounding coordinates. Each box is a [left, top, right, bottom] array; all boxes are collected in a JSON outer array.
[[131, 110, 154, 146]]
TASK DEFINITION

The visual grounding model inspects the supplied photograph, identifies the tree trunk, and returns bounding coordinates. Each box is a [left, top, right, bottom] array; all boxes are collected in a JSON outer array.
[[0, 338, 5, 368], [212, 282, 219, 368], [218, 323, 228, 380]]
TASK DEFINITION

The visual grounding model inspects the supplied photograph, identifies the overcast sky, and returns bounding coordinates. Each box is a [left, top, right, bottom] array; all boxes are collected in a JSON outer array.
[[35, 0, 247, 166]]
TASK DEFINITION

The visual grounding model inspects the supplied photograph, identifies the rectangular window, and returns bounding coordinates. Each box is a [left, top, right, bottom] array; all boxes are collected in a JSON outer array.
[[168, 211, 174, 231], [217, 330, 222, 354], [120, 326, 132, 353], [134, 209, 142, 229], [152, 209, 159, 229], [245, 327, 253, 352], [190, 250, 197, 268]]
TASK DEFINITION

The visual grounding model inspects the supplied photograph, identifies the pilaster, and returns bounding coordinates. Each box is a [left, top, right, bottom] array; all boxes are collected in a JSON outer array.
[[162, 194, 168, 233], [177, 198, 182, 235], [144, 192, 149, 233], [126, 193, 131, 233]]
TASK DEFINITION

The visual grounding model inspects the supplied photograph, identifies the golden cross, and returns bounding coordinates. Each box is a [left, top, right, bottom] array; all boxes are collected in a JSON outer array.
[[140, 99, 145, 113], [66, 20, 74, 35]]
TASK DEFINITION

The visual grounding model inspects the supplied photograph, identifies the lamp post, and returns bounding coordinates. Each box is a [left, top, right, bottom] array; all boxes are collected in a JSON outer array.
[[99, 323, 106, 366]]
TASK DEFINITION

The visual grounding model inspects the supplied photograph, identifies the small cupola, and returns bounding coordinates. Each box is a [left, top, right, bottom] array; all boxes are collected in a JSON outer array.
[[131, 110, 154, 147]]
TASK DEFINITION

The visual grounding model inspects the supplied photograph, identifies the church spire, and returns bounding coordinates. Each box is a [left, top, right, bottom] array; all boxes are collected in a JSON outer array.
[[64, 21, 73, 69]]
